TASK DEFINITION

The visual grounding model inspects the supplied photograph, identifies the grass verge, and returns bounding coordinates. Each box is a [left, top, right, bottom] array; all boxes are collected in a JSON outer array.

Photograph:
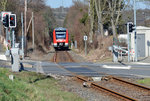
[[137, 78, 150, 86], [0, 68, 84, 101]]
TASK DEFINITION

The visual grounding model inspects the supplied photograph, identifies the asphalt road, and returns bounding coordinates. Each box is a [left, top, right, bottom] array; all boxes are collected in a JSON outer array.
[[58, 62, 150, 78], [0, 43, 150, 78], [1, 57, 150, 79], [20, 61, 150, 78]]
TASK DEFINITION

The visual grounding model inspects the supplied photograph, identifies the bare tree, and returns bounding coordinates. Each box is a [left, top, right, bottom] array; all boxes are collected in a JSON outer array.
[[88, 0, 95, 43], [0, 0, 7, 11], [107, 0, 130, 38], [94, 0, 108, 36]]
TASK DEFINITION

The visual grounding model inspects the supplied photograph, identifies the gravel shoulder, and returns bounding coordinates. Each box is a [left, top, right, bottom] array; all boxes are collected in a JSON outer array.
[[68, 50, 88, 63], [58, 76, 118, 101], [27, 48, 88, 63], [27, 46, 55, 62]]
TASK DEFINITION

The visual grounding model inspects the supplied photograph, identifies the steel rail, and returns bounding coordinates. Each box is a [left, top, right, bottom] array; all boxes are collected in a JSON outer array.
[[65, 51, 75, 62], [87, 67, 150, 92], [96, 70, 150, 91], [111, 76, 150, 91], [53, 51, 75, 63], [52, 52, 137, 100], [96, 71, 150, 91], [53, 51, 57, 62], [75, 75, 137, 101]]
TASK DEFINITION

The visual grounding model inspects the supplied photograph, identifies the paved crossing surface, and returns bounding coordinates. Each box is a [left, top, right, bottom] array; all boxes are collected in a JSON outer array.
[[1, 59, 150, 78], [0, 43, 150, 78]]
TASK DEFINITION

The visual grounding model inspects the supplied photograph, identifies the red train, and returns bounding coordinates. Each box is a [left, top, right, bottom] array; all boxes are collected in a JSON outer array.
[[53, 27, 69, 49]]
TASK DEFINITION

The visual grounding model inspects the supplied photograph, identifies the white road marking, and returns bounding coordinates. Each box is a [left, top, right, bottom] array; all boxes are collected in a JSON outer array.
[[102, 65, 131, 69], [132, 62, 150, 65], [132, 74, 150, 78], [0, 55, 7, 60], [65, 66, 81, 68]]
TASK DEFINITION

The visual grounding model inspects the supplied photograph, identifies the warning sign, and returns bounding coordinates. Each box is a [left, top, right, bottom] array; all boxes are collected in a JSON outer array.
[[84, 36, 88, 41]]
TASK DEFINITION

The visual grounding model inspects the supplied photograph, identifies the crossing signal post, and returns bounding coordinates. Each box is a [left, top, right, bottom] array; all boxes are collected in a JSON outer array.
[[127, 22, 135, 62], [2, 14, 16, 28], [8, 14, 19, 72], [2, 14, 9, 51], [3, 14, 9, 28], [1, 12, 20, 72], [9, 14, 16, 28], [128, 22, 135, 33]]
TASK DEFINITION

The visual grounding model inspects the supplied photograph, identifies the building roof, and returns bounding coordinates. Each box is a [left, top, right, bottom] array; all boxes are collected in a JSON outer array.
[[137, 26, 150, 30]]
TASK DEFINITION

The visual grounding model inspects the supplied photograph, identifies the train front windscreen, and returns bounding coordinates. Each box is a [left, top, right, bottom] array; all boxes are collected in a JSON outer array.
[[55, 31, 66, 39]]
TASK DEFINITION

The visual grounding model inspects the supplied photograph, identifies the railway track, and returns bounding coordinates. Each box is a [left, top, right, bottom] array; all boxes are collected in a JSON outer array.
[[52, 51, 75, 63], [52, 51, 150, 100], [100, 76, 150, 100], [111, 76, 150, 92]]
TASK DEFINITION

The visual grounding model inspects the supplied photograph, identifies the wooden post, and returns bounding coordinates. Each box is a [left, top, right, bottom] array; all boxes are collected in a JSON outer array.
[[25, 0, 27, 36], [25, 12, 34, 49], [32, 12, 34, 49], [24, 0, 27, 56]]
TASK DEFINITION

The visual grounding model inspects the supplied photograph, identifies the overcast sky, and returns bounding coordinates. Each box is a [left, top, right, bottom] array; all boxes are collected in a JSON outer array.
[[45, 0, 73, 8], [45, 0, 148, 9]]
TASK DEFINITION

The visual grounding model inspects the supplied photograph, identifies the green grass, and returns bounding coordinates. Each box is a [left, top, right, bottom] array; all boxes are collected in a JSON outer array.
[[97, 57, 112, 63], [137, 78, 150, 86], [0, 68, 84, 101]]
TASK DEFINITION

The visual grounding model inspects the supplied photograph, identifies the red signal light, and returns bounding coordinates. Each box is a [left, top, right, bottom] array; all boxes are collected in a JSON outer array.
[[10, 17, 13, 20], [9, 14, 16, 28]]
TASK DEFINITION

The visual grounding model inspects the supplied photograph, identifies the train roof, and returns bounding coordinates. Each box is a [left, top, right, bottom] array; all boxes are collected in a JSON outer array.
[[54, 27, 67, 31]]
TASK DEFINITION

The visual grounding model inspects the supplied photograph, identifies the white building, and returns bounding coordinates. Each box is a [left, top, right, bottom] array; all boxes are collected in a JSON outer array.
[[118, 34, 128, 44], [131, 26, 150, 57]]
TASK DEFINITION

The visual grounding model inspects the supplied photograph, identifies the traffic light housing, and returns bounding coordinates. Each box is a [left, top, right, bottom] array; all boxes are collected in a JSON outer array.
[[9, 14, 16, 28], [3, 15, 9, 27], [129, 23, 135, 33]]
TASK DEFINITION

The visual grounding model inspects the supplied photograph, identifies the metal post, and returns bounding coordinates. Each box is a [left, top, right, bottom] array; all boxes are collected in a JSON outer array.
[[7, 28, 11, 50], [6, 27, 8, 49], [21, 13, 24, 59], [134, 0, 137, 62], [127, 23, 130, 62], [75, 40, 77, 49], [0, 21, 1, 35], [121, 51, 122, 61], [12, 28, 15, 48], [21, 13, 24, 51], [85, 40, 87, 56]]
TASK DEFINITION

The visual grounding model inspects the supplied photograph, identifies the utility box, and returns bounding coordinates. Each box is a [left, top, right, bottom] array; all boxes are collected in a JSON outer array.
[[5, 50, 10, 56], [11, 48, 20, 72], [131, 26, 150, 57]]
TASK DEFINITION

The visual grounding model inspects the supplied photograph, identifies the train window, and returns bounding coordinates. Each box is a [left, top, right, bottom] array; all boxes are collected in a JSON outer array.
[[55, 31, 66, 34], [56, 31, 66, 39], [56, 34, 66, 39]]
